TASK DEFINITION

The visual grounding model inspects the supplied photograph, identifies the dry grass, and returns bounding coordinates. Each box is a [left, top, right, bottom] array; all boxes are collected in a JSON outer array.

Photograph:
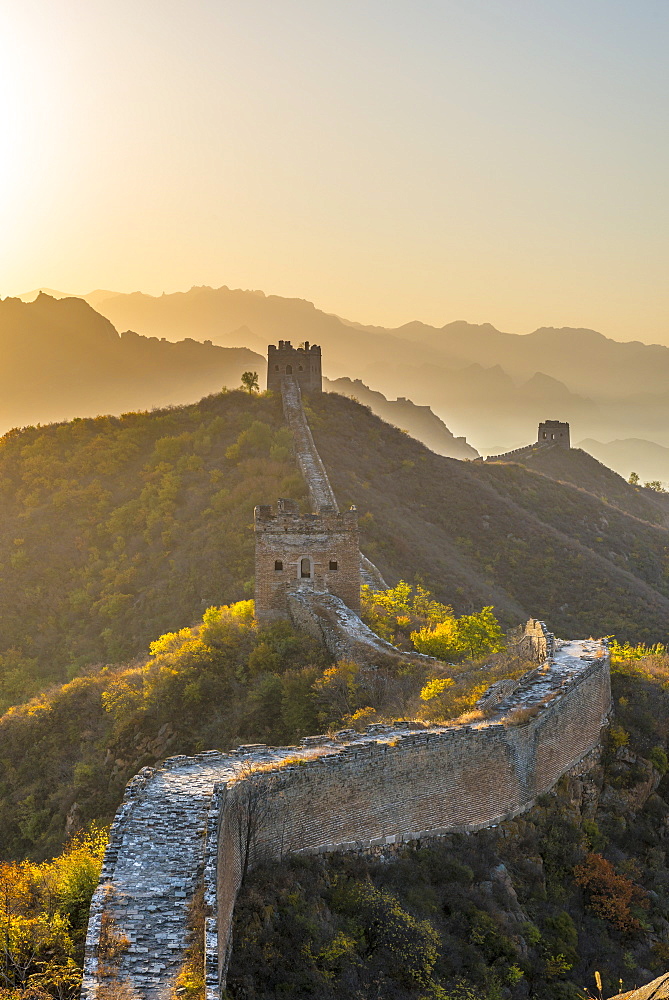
[[503, 704, 543, 726], [94, 888, 136, 999], [228, 749, 329, 782], [171, 884, 207, 1000]]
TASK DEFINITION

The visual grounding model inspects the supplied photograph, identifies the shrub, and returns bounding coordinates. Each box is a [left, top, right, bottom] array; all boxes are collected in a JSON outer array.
[[574, 852, 647, 934]]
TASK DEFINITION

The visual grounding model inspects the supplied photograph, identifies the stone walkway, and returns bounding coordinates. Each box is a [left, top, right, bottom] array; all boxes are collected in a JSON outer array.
[[280, 376, 339, 512], [83, 756, 235, 999], [280, 376, 388, 591]]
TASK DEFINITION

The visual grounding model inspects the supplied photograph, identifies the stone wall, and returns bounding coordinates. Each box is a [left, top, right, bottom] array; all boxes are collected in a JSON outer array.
[[212, 641, 611, 993], [280, 375, 336, 511], [278, 372, 388, 592], [81, 641, 611, 1000], [286, 589, 443, 667]]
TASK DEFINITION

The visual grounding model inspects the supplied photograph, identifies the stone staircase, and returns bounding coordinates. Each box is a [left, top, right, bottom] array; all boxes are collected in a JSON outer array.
[[280, 376, 339, 512], [280, 375, 388, 591]]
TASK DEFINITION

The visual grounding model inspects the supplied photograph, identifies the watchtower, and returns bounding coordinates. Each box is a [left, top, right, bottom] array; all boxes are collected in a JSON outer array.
[[254, 499, 360, 624], [538, 420, 570, 448], [267, 341, 322, 394]]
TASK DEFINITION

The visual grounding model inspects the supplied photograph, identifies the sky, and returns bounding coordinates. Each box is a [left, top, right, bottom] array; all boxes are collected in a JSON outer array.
[[1, 0, 668, 342]]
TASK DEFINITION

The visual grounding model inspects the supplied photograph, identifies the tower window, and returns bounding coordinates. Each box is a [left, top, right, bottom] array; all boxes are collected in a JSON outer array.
[[274, 560, 283, 571], [298, 365, 304, 371], [286, 364, 293, 374], [329, 560, 338, 570], [300, 558, 311, 578], [274, 365, 279, 371]]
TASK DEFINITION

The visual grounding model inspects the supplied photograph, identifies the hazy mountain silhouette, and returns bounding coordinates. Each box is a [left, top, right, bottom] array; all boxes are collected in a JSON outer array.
[[579, 438, 669, 485], [15, 284, 669, 452], [324, 377, 478, 459], [81, 285, 669, 451], [17, 287, 120, 307], [0, 293, 263, 433]]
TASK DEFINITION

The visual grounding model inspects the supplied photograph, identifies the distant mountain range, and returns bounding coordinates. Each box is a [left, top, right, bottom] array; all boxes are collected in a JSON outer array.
[[0, 293, 262, 432], [324, 377, 478, 460], [0, 294, 475, 460], [10, 284, 669, 466], [62, 284, 669, 455], [579, 438, 669, 485]]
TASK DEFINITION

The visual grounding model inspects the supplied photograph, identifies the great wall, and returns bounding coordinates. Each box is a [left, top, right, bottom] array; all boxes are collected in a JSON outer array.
[[81, 345, 612, 1000]]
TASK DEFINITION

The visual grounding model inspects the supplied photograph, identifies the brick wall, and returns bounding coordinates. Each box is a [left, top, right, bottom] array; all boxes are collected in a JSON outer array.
[[213, 650, 611, 992]]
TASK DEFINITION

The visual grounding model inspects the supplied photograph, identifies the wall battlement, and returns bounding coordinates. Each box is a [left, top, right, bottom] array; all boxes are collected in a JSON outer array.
[[267, 340, 322, 394], [254, 499, 361, 622], [538, 419, 571, 448], [481, 419, 571, 462]]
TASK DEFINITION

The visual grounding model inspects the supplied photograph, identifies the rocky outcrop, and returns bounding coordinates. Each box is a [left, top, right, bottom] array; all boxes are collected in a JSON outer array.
[[613, 974, 669, 999]]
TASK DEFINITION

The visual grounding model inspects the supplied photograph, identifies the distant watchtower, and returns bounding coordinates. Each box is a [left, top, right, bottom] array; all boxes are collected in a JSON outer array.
[[254, 499, 360, 624], [538, 420, 570, 448], [267, 341, 322, 394]]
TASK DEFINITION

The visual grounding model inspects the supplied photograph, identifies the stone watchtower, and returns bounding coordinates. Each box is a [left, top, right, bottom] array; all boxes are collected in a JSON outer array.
[[538, 420, 570, 448], [267, 341, 322, 394], [254, 499, 360, 624]]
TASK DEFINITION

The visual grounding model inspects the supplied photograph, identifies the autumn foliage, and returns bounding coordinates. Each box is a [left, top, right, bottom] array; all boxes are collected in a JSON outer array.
[[574, 852, 647, 933], [0, 826, 107, 998]]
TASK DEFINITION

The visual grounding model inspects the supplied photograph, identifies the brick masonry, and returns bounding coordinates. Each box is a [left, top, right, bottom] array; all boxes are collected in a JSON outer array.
[[254, 501, 361, 623]]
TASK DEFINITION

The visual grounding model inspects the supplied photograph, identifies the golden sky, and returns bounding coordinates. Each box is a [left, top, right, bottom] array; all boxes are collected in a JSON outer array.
[[1, 0, 668, 342]]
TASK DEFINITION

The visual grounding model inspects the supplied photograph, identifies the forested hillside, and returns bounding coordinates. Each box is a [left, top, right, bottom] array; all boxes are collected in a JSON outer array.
[[4, 390, 669, 998], [309, 394, 669, 643], [0, 391, 304, 709], [501, 445, 669, 526], [2, 388, 669, 718]]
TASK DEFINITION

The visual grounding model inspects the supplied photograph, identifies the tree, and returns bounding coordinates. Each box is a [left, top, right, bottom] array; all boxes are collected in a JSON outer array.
[[644, 479, 666, 492], [412, 606, 504, 661], [240, 371, 260, 395], [574, 852, 647, 933], [455, 607, 505, 659], [628, 471, 640, 486]]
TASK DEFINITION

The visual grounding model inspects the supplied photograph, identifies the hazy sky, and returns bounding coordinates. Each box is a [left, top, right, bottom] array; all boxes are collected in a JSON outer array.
[[1, 0, 667, 342]]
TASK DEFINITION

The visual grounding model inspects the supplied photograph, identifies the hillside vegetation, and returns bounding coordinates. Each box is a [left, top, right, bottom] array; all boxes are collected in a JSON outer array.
[[324, 376, 478, 460], [506, 445, 669, 526], [309, 393, 669, 643], [0, 590, 514, 862], [0, 391, 304, 709], [1, 389, 669, 719]]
